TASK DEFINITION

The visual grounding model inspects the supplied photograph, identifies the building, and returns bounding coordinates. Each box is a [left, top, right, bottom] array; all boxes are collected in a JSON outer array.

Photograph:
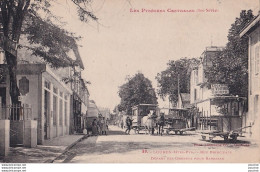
[[0, 39, 89, 145], [240, 14, 260, 139], [18, 44, 90, 134], [177, 93, 191, 109], [0, 64, 72, 145], [190, 46, 246, 130]]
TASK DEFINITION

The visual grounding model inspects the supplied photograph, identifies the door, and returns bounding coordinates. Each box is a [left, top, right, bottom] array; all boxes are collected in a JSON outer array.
[[0, 87, 6, 119], [44, 90, 50, 139]]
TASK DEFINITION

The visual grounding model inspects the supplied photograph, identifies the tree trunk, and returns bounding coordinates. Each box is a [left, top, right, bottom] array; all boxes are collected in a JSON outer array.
[[5, 51, 20, 106]]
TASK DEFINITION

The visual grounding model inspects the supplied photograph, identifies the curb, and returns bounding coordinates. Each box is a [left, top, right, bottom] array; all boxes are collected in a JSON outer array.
[[45, 134, 89, 163]]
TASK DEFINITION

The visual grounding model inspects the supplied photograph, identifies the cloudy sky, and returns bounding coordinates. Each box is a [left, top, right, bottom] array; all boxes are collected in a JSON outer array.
[[53, 0, 258, 110]]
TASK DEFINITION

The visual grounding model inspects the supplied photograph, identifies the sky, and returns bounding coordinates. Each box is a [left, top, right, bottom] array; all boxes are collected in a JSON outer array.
[[52, 0, 258, 111]]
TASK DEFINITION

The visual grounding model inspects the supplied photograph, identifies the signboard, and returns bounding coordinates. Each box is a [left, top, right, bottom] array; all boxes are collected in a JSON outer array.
[[19, 76, 29, 95], [211, 84, 229, 95]]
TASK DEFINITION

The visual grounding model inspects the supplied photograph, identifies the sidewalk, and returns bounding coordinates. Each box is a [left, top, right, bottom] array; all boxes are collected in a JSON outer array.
[[0, 134, 86, 163]]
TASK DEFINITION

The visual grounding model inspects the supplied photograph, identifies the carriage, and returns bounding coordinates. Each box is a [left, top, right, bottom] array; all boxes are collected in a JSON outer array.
[[131, 104, 160, 134], [199, 96, 251, 142], [86, 103, 99, 134], [164, 108, 195, 135]]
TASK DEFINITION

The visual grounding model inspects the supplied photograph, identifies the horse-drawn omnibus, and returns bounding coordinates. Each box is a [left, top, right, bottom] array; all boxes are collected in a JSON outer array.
[[164, 108, 195, 135], [131, 104, 160, 134], [86, 102, 99, 134]]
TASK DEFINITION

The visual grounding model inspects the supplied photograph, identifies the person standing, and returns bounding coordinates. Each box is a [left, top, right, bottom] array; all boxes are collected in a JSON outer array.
[[158, 113, 165, 136], [125, 116, 132, 134], [101, 117, 108, 135], [97, 118, 101, 135], [92, 119, 98, 136]]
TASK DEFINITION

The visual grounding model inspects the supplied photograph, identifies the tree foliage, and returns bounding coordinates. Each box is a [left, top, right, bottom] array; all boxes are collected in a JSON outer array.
[[204, 10, 254, 98], [156, 57, 200, 103], [0, 0, 97, 105], [118, 73, 158, 114]]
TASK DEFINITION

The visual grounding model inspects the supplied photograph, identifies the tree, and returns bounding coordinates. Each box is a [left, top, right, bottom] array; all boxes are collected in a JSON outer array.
[[204, 10, 254, 98], [0, 0, 97, 105], [156, 57, 199, 103], [118, 73, 158, 114]]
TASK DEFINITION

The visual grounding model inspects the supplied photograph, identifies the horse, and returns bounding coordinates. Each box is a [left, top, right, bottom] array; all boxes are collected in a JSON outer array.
[[143, 112, 157, 135]]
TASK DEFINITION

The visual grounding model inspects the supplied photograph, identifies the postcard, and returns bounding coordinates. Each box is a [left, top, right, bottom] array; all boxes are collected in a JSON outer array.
[[0, 0, 259, 165]]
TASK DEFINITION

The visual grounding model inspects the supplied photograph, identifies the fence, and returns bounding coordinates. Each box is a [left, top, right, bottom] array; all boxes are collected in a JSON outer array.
[[0, 104, 32, 120]]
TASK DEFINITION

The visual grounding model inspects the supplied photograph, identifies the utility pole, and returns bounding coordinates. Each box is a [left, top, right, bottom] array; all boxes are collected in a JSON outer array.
[[178, 74, 180, 97]]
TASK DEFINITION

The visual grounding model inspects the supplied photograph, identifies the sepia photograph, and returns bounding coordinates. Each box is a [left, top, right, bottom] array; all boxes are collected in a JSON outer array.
[[0, 0, 260, 167]]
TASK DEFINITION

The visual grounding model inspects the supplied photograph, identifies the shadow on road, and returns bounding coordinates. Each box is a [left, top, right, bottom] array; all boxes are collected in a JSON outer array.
[[59, 126, 258, 163], [62, 139, 179, 163], [106, 129, 128, 135], [208, 139, 252, 144]]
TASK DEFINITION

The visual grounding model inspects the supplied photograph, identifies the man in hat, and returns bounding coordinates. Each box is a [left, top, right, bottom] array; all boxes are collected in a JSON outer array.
[[125, 116, 132, 134]]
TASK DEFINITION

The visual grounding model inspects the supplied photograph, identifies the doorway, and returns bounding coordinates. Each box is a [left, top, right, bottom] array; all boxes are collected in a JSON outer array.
[[44, 90, 50, 140]]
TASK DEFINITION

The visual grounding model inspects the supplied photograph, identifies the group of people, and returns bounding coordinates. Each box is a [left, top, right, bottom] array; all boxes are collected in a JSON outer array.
[[91, 117, 108, 136]]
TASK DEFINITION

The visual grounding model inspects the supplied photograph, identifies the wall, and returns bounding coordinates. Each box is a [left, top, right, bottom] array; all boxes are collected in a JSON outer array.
[[41, 71, 71, 142], [17, 75, 39, 121], [248, 26, 260, 140]]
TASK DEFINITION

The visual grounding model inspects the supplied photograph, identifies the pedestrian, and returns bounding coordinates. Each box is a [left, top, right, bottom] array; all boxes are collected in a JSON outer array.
[[158, 113, 165, 136], [121, 120, 124, 129], [97, 118, 101, 135], [101, 117, 108, 135], [92, 119, 98, 136], [125, 116, 132, 134]]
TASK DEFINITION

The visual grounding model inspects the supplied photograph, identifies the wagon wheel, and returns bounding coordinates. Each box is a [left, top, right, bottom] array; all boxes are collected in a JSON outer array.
[[231, 135, 238, 142], [224, 136, 228, 142], [201, 135, 206, 141], [134, 128, 137, 134], [209, 136, 214, 142]]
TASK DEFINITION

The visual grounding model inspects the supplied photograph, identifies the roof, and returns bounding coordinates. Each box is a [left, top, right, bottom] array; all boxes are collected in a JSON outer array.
[[240, 14, 260, 37], [72, 45, 84, 70]]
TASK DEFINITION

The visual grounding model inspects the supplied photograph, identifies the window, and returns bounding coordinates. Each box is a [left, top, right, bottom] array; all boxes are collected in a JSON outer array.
[[53, 95, 57, 125], [65, 101, 68, 126], [255, 45, 259, 75], [194, 89, 197, 101], [60, 91, 63, 97], [53, 87, 58, 94], [59, 99, 63, 125], [194, 70, 198, 85], [44, 81, 50, 89]]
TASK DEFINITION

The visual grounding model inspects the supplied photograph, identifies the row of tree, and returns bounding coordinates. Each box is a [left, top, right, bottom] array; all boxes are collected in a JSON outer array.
[[116, 10, 254, 114]]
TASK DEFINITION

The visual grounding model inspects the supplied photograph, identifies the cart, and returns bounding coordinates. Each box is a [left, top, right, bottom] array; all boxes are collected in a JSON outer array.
[[200, 116, 251, 142], [86, 103, 99, 134], [164, 108, 195, 135], [164, 117, 195, 135], [131, 104, 159, 134]]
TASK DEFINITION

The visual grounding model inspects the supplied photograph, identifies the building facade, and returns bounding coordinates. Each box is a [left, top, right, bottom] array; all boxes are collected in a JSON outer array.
[[190, 47, 246, 131], [0, 64, 72, 144], [240, 14, 260, 139]]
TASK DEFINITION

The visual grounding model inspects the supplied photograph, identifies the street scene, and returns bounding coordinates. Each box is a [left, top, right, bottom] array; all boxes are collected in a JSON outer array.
[[0, 0, 260, 164], [53, 126, 259, 163]]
